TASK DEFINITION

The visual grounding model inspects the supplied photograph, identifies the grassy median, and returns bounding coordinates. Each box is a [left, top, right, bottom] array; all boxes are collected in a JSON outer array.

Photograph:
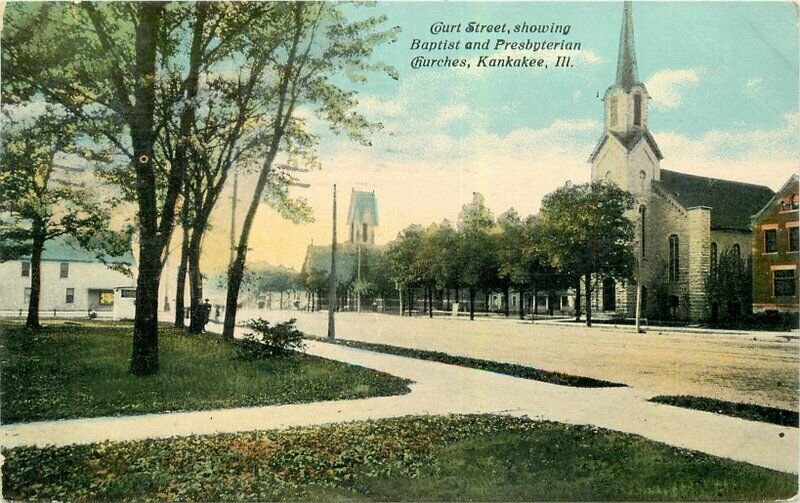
[[3, 414, 795, 501], [0, 320, 410, 423]]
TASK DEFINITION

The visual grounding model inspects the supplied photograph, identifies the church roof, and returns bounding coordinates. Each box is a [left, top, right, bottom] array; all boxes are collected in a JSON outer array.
[[614, 1, 644, 92], [587, 130, 663, 162], [301, 243, 383, 284], [346, 190, 379, 227], [655, 170, 775, 231]]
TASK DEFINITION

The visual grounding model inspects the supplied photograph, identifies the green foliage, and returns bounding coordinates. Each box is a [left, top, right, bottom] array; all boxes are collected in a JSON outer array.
[[538, 180, 636, 283], [237, 318, 306, 360], [705, 247, 753, 321], [3, 415, 795, 501], [649, 395, 798, 427], [0, 320, 410, 423]]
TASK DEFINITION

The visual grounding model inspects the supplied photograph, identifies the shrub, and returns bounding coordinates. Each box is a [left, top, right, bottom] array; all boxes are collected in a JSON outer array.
[[236, 318, 306, 360]]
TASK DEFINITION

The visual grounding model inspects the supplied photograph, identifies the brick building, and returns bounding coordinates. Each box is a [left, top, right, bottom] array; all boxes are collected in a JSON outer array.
[[751, 175, 800, 314], [589, 2, 774, 321]]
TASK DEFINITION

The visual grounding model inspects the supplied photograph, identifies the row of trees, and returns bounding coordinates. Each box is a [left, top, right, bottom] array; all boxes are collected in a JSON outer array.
[[2, 2, 399, 375], [299, 182, 637, 325]]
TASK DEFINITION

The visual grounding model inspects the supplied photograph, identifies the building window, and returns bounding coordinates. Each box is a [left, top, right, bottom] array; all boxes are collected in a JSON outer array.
[[362, 223, 368, 243], [633, 94, 642, 126], [731, 244, 740, 258], [66, 288, 75, 304], [710, 242, 717, 271], [24, 287, 31, 305], [639, 205, 646, 257], [773, 270, 796, 297], [790, 227, 799, 253], [60, 262, 69, 278], [609, 96, 618, 126], [668, 234, 679, 281], [350, 223, 354, 242], [602, 277, 616, 311], [764, 229, 777, 253], [21, 261, 30, 277]]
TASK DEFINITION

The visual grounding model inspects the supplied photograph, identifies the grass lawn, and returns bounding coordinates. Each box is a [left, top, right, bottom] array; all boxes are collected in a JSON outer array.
[[310, 336, 625, 388], [0, 320, 410, 423], [2, 414, 795, 501], [649, 395, 799, 427]]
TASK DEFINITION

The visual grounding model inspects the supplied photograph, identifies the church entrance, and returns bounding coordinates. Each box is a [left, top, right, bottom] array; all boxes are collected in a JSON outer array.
[[602, 278, 616, 311]]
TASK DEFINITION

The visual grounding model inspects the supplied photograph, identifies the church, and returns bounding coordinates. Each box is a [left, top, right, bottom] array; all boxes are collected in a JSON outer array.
[[589, 2, 775, 321]]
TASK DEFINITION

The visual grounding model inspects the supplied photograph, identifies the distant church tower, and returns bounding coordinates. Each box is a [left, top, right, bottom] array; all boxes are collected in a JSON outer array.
[[589, 1, 663, 196], [346, 190, 378, 245]]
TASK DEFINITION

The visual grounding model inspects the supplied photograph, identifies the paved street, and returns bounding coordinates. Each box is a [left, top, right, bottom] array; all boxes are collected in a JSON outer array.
[[2, 324, 797, 474], [250, 310, 800, 410]]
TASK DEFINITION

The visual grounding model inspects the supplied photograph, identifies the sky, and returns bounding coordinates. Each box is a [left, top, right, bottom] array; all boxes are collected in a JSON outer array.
[[186, 1, 799, 273]]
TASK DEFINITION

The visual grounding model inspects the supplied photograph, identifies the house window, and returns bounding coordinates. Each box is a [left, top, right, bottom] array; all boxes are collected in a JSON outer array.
[[764, 229, 777, 253], [633, 94, 642, 126], [362, 223, 368, 243], [21, 261, 30, 277], [668, 234, 679, 281], [793, 194, 799, 210], [790, 227, 799, 253], [24, 287, 31, 305], [639, 205, 646, 257], [773, 270, 796, 297], [66, 288, 75, 304], [609, 96, 618, 126], [731, 244, 741, 258], [60, 262, 69, 278], [710, 242, 717, 271]]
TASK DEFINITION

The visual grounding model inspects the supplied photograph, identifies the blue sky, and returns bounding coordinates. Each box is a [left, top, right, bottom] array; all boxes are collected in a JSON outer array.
[[206, 1, 800, 270]]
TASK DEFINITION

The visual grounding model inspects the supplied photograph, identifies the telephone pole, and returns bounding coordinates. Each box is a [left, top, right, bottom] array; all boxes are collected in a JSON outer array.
[[327, 184, 337, 339]]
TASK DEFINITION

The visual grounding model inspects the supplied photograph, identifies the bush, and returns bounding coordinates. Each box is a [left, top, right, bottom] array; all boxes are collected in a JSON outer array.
[[236, 318, 306, 360]]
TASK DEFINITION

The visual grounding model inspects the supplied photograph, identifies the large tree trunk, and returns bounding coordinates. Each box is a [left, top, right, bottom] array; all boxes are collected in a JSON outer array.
[[187, 229, 204, 334], [584, 273, 592, 327], [174, 222, 190, 327], [129, 3, 165, 376], [519, 289, 525, 320], [26, 226, 45, 329], [469, 286, 475, 321], [503, 284, 510, 317], [574, 278, 582, 322]]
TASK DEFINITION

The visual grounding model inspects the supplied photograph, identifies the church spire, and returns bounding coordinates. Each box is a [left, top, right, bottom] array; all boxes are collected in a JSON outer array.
[[615, 1, 640, 91]]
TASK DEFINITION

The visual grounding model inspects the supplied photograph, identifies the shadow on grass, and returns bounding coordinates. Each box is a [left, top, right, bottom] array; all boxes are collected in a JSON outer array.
[[649, 395, 799, 427], [309, 336, 626, 388]]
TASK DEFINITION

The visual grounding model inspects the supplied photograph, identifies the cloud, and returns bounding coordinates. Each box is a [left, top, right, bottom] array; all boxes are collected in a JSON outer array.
[[645, 68, 703, 110], [434, 104, 470, 128], [745, 77, 763, 97]]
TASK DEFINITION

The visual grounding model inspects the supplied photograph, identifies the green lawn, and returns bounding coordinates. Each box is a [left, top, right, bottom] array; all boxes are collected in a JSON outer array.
[[2, 414, 795, 501], [649, 395, 799, 427], [310, 336, 625, 387], [0, 320, 410, 423]]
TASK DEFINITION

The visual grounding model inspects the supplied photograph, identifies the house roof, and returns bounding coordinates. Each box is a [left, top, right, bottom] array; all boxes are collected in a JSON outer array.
[[28, 236, 135, 265], [655, 169, 775, 231], [751, 174, 800, 223], [346, 190, 378, 227]]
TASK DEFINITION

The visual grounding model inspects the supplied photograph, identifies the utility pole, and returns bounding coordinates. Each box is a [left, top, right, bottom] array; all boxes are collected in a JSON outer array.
[[356, 244, 361, 313], [327, 184, 337, 339], [229, 171, 238, 268]]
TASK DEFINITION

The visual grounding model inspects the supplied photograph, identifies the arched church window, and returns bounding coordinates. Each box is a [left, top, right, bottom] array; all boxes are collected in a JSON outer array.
[[633, 93, 642, 126], [362, 223, 368, 243], [710, 242, 718, 273], [639, 205, 646, 257], [732, 243, 740, 258], [609, 96, 618, 126], [668, 234, 679, 281]]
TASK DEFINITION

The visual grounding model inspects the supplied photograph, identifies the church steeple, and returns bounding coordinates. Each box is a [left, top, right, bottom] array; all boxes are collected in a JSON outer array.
[[615, 1, 641, 91]]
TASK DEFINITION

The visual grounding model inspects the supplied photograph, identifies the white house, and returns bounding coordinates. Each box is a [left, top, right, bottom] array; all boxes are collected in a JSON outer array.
[[0, 236, 136, 318]]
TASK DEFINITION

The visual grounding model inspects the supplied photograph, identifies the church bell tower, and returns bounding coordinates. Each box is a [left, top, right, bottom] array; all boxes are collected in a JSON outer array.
[[589, 1, 663, 196]]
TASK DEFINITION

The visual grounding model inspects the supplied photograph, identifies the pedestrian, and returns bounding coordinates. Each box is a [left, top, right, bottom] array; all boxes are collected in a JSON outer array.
[[200, 298, 211, 332]]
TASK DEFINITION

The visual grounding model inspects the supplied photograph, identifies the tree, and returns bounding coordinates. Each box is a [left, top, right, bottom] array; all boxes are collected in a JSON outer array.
[[3, 2, 182, 374], [0, 109, 130, 328], [706, 247, 752, 323], [456, 193, 497, 320], [222, 3, 399, 338], [538, 181, 636, 327], [386, 225, 425, 315]]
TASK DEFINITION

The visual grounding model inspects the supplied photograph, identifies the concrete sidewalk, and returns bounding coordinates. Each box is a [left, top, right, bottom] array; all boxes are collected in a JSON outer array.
[[2, 322, 797, 474]]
